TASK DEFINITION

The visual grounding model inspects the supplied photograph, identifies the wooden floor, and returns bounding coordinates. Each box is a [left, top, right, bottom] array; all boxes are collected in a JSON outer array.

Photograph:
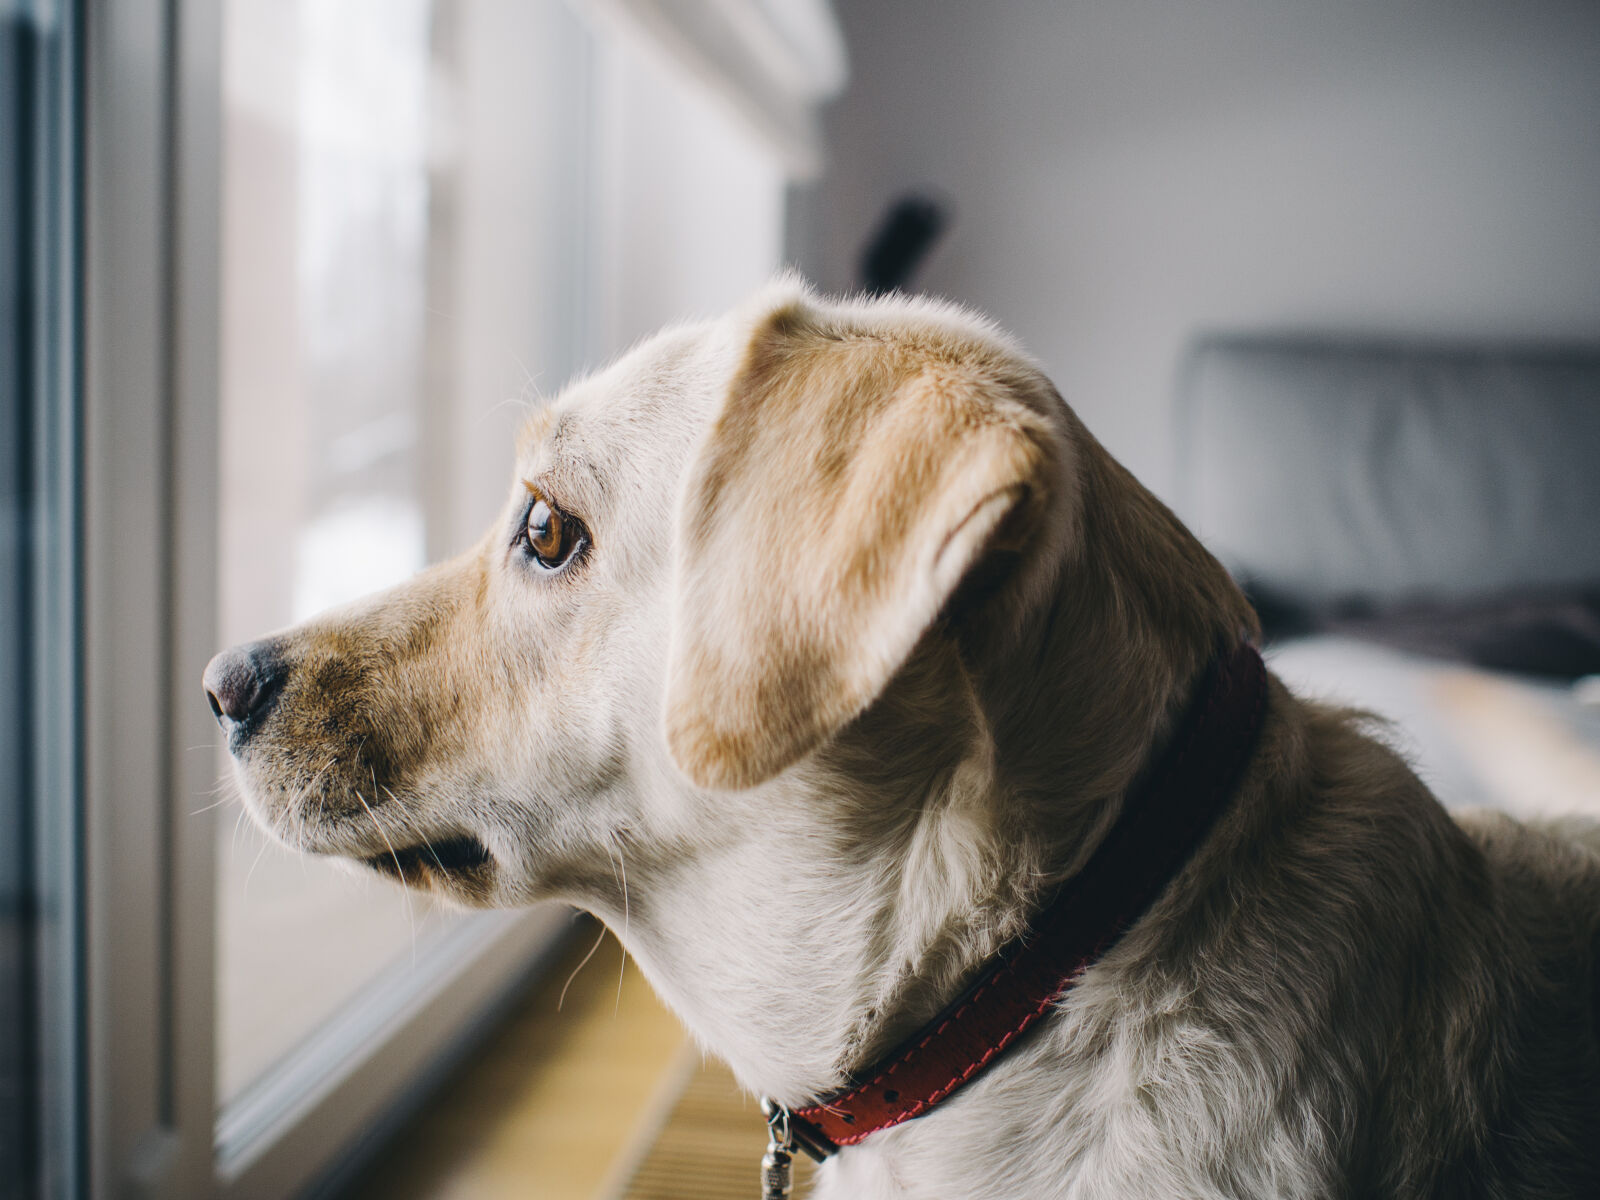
[[340, 927, 691, 1200], [614, 1053, 816, 1200]]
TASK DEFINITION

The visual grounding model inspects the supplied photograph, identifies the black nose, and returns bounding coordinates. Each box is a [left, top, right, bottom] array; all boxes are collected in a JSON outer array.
[[203, 641, 284, 728]]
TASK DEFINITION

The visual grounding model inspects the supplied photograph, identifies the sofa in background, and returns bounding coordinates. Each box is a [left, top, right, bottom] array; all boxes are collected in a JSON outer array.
[[1175, 335, 1600, 817]]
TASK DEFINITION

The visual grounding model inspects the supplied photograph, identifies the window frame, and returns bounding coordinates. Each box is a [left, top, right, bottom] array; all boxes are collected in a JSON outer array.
[[5, 0, 85, 1194], [82, 0, 220, 1193]]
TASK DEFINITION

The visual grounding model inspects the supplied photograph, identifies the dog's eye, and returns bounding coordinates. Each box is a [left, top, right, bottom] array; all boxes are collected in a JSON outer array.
[[521, 486, 585, 571]]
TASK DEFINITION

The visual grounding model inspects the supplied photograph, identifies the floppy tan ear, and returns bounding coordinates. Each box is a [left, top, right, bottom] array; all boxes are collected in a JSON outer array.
[[664, 299, 1062, 790]]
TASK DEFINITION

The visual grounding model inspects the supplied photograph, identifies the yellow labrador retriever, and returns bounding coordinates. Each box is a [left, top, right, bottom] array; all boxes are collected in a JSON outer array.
[[206, 280, 1600, 1198]]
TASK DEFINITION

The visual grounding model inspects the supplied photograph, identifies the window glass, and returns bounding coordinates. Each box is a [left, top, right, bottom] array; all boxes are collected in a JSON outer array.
[[216, 0, 792, 1116], [217, 0, 593, 1102]]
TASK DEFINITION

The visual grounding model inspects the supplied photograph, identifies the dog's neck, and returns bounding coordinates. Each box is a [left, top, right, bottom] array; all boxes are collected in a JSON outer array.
[[605, 434, 1256, 1106], [614, 725, 1049, 1105]]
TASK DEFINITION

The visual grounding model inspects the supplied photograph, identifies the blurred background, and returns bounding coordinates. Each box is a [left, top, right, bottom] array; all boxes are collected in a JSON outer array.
[[2, 1, 1596, 1197]]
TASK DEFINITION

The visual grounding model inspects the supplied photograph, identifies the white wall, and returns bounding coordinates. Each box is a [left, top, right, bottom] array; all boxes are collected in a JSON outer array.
[[796, 0, 1600, 499], [594, 27, 789, 353]]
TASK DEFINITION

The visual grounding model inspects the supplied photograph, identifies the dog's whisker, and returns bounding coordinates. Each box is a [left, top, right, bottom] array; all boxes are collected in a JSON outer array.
[[304, 754, 337, 792], [243, 828, 274, 896], [282, 771, 323, 876], [510, 350, 542, 396], [606, 835, 632, 1018], [380, 783, 448, 878], [558, 922, 609, 1013], [613, 954, 626, 1018], [354, 787, 418, 967], [354, 786, 409, 886], [477, 391, 539, 428], [368, 766, 422, 951], [310, 756, 338, 837]]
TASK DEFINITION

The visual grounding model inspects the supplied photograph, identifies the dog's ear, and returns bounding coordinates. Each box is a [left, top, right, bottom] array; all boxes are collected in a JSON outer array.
[[664, 300, 1061, 790]]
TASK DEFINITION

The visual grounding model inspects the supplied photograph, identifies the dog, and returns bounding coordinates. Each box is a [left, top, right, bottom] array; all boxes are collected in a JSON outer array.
[[206, 279, 1600, 1198]]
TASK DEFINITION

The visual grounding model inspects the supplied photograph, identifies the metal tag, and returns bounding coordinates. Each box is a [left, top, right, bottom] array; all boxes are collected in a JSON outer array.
[[760, 1098, 795, 1199]]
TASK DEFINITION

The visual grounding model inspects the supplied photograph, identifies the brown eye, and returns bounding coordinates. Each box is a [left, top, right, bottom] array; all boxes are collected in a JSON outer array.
[[522, 487, 585, 570]]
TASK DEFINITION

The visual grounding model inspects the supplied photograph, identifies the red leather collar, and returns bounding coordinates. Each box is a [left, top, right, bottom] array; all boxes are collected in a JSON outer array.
[[783, 641, 1268, 1159]]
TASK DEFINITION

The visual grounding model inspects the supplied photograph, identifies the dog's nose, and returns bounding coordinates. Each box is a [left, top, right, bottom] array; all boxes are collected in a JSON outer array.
[[203, 641, 284, 728]]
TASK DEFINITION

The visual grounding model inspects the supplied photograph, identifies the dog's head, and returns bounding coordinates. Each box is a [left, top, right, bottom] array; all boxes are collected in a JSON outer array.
[[208, 280, 1247, 943]]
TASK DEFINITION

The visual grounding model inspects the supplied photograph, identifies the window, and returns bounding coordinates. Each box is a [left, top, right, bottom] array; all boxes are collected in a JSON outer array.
[[64, 1, 844, 1195]]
